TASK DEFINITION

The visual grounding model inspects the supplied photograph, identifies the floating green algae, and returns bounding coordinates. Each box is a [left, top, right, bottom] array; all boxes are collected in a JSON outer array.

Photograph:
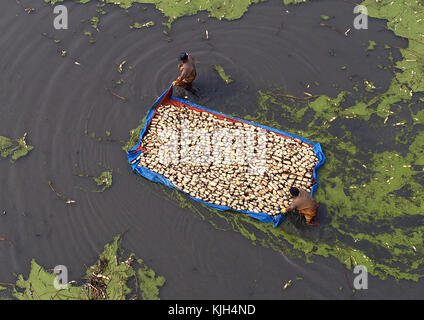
[[4, 236, 165, 300], [0, 137, 14, 156], [130, 21, 155, 29], [84, 30, 95, 43], [0, 133, 34, 162], [283, 0, 306, 4], [213, 65, 233, 84], [136, 259, 166, 300], [96, 3, 107, 15], [90, 16, 99, 29], [84, 235, 136, 299], [93, 170, 113, 192], [367, 40, 377, 51], [87, 236, 165, 300], [122, 112, 147, 153], [364, 79, 376, 93], [240, 81, 424, 278], [45, 0, 266, 24], [84, 129, 114, 142], [12, 260, 86, 299], [360, 0, 424, 117]]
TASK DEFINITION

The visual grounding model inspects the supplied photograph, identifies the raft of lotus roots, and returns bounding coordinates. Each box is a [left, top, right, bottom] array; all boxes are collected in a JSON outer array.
[[136, 104, 319, 216]]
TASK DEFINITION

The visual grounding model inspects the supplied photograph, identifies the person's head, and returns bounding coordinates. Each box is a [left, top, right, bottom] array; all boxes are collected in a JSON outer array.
[[290, 187, 300, 197], [178, 52, 188, 62]]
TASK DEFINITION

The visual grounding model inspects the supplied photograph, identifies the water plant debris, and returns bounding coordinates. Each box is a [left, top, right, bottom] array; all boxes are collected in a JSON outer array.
[[47, 181, 76, 205], [93, 171, 113, 192], [0, 133, 34, 162], [0, 236, 165, 300], [213, 65, 233, 84]]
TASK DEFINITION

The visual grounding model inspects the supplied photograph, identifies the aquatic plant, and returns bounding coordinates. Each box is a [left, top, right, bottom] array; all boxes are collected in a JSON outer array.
[[93, 170, 113, 192], [0, 133, 34, 162], [0, 236, 165, 300], [84, 30, 95, 43], [90, 16, 99, 29], [367, 40, 377, 51], [44, 0, 266, 24], [122, 113, 147, 152], [213, 65, 233, 84], [130, 21, 155, 29]]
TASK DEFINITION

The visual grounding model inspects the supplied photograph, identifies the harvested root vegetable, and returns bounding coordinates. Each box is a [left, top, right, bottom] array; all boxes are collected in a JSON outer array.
[[135, 104, 319, 216]]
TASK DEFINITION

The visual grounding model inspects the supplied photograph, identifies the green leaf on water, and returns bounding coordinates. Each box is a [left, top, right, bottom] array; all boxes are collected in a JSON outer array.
[[213, 65, 233, 84], [0, 133, 34, 162], [93, 170, 113, 192]]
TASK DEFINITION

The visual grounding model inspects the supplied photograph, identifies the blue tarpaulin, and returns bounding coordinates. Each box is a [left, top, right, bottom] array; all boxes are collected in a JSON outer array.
[[128, 86, 326, 227]]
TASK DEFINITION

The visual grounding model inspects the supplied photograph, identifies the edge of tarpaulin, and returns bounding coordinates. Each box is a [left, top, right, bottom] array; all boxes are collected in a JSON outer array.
[[128, 85, 326, 227]]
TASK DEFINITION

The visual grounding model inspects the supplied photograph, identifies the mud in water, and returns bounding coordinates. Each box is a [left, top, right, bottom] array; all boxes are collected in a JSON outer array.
[[0, 0, 423, 298]]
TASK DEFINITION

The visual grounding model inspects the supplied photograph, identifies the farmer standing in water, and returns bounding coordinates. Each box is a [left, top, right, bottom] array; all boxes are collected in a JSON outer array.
[[285, 187, 320, 226], [172, 52, 196, 89]]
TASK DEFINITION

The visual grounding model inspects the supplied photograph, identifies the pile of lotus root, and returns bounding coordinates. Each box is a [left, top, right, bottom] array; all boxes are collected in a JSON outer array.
[[135, 104, 318, 216]]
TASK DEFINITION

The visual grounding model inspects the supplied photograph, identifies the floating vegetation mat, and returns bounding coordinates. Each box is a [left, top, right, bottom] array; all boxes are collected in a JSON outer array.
[[0, 236, 165, 300], [44, 0, 268, 24], [93, 170, 113, 192], [213, 65, 233, 84], [0, 133, 34, 162], [130, 21, 155, 29]]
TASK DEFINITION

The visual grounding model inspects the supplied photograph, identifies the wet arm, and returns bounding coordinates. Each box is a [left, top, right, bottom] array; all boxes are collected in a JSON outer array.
[[174, 67, 188, 85], [286, 202, 297, 212]]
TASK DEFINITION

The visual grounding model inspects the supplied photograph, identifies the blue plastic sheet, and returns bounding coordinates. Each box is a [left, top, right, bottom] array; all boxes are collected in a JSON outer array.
[[128, 86, 326, 227]]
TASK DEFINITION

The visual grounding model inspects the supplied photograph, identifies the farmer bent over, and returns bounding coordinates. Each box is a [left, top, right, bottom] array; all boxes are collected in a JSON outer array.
[[285, 187, 319, 226], [172, 52, 196, 89]]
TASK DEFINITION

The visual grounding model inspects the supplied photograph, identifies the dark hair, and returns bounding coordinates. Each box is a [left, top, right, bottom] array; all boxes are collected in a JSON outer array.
[[178, 52, 188, 62], [290, 187, 300, 197]]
